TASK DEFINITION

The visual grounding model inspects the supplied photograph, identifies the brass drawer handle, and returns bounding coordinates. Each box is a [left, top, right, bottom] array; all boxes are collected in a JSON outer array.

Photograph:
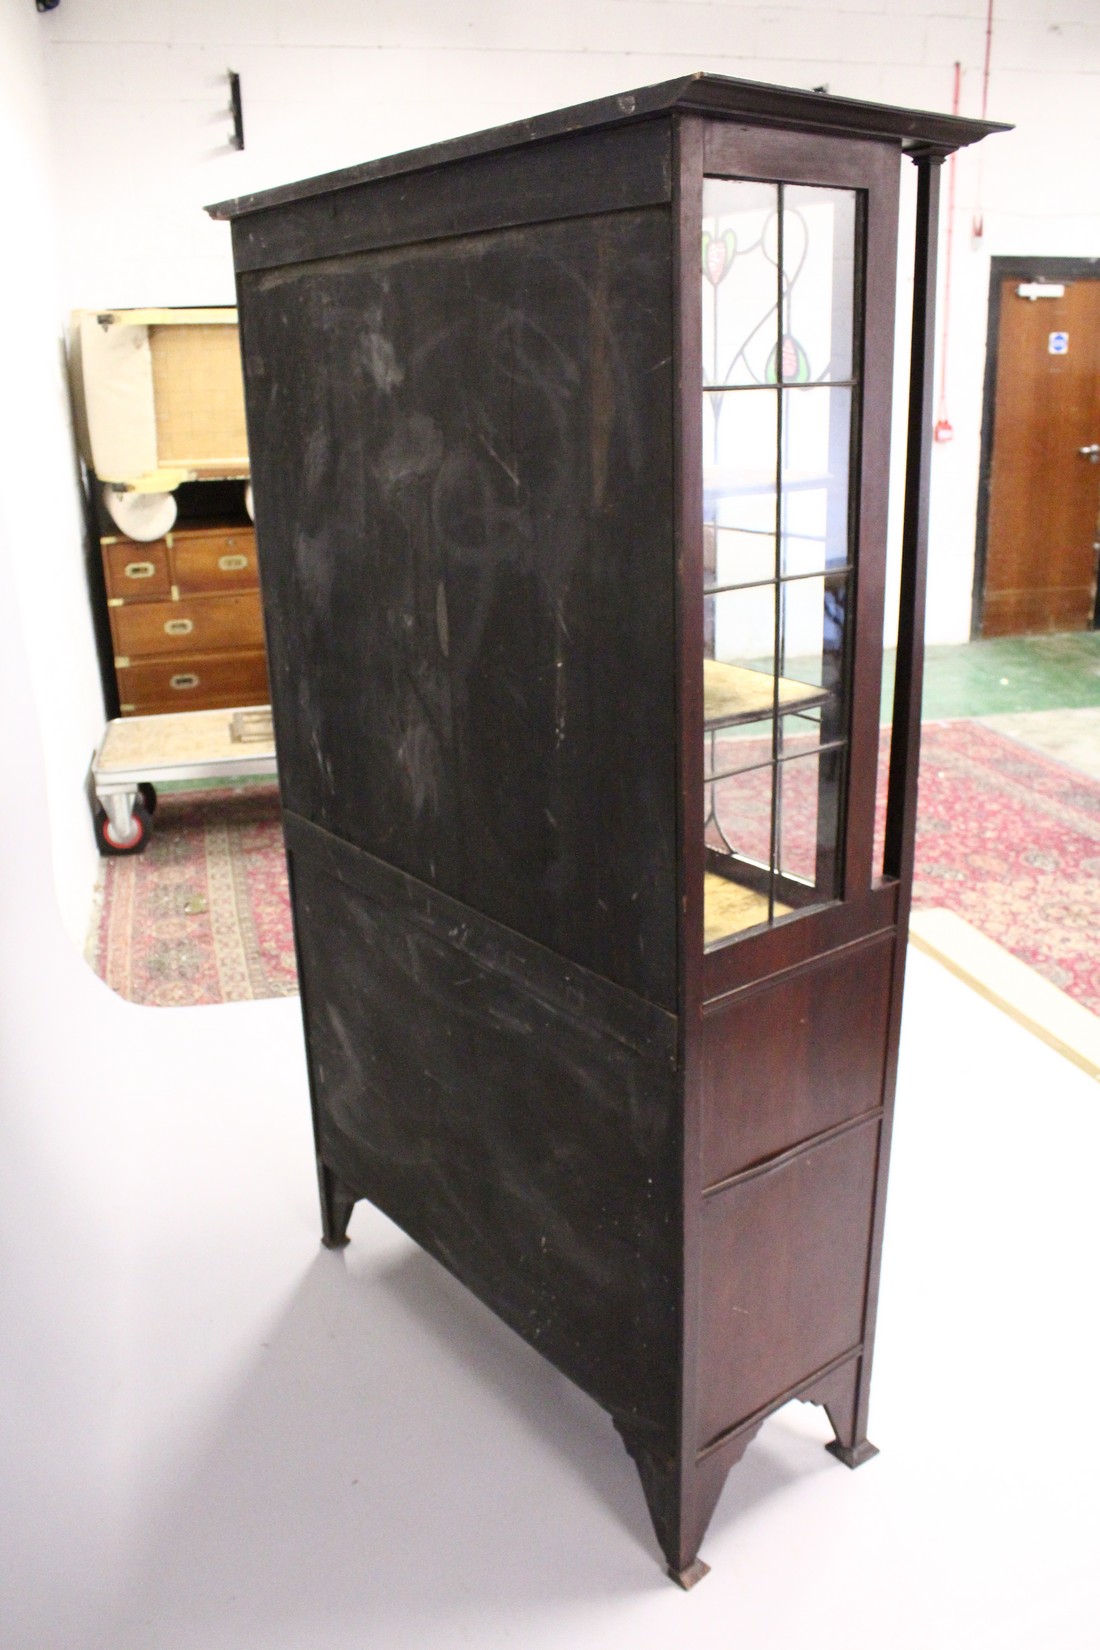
[[218, 553, 249, 571], [124, 560, 156, 579], [164, 617, 194, 636], [169, 672, 199, 690]]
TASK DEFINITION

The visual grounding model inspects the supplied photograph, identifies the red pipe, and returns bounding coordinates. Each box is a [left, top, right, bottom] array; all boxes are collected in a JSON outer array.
[[972, 0, 995, 242], [934, 62, 962, 443]]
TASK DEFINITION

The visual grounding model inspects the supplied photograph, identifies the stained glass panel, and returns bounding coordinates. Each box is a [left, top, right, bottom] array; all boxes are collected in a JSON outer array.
[[701, 181, 779, 389], [700, 174, 860, 953]]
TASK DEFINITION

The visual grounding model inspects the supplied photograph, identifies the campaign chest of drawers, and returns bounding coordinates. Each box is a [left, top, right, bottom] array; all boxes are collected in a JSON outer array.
[[104, 521, 269, 715]]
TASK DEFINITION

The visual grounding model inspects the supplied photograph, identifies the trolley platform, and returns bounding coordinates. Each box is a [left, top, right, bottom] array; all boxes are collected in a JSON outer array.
[[90, 705, 277, 854]]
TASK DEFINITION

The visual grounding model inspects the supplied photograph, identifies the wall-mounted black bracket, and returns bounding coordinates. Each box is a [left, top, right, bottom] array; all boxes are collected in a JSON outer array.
[[228, 70, 244, 151]]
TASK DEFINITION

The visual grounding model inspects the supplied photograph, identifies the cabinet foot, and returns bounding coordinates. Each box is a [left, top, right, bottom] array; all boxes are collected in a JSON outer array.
[[615, 1417, 760, 1583], [667, 1557, 710, 1590], [318, 1163, 358, 1249], [825, 1437, 880, 1469], [801, 1355, 879, 1468]]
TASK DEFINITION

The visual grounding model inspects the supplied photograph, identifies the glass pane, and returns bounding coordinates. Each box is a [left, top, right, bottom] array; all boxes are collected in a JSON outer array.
[[704, 867, 776, 946], [776, 709, 828, 763], [782, 186, 857, 385], [705, 522, 775, 593], [775, 748, 845, 907], [776, 750, 820, 887], [776, 572, 848, 695], [707, 764, 772, 866], [702, 180, 779, 388], [705, 765, 777, 946], [780, 385, 852, 575], [700, 175, 860, 956], [704, 386, 777, 586], [706, 582, 775, 679], [706, 721, 773, 781]]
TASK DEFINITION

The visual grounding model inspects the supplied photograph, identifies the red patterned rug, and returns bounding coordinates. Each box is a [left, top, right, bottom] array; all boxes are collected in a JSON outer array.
[[87, 783, 297, 1008], [87, 723, 1100, 1015], [901, 720, 1100, 1015]]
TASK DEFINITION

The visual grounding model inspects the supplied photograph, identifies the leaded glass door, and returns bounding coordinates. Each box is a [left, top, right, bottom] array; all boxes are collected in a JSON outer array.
[[699, 170, 863, 951]]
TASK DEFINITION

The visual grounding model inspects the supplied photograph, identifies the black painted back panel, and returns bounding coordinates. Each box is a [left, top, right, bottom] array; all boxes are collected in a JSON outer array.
[[239, 207, 678, 1009], [290, 828, 681, 1437]]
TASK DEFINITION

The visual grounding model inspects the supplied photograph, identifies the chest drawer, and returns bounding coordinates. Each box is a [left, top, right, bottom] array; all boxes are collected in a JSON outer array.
[[112, 591, 266, 659], [103, 541, 171, 602], [169, 527, 258, 595], [116, 648, 270, 715]]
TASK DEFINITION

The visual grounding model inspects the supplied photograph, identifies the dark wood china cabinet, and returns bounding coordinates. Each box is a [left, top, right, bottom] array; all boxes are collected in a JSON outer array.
[[210, 74, 1005, 1584]]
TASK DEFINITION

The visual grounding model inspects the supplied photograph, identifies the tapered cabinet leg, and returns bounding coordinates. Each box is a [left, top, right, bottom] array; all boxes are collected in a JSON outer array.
[[319, 1162, 358, 1249], [615, 1420, 762, 1585], [802, 1358, 879, 1468]]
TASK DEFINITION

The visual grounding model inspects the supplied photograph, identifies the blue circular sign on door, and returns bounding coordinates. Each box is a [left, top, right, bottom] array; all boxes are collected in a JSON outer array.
[[1049, 331, 1069, 355]]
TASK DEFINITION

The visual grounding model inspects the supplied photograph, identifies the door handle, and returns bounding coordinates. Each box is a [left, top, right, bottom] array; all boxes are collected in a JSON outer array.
[[1079, 443, 1100, 462]]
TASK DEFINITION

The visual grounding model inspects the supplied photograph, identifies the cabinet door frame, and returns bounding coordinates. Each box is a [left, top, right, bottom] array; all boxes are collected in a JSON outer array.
[[673, 115, 902, 1009]]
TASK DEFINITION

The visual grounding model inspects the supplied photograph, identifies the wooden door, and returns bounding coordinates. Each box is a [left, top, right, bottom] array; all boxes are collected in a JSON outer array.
[[981, 278, 1100, 636]]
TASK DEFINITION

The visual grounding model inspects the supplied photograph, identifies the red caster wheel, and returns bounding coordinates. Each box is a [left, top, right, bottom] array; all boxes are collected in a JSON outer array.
[[94, 797, 152, 856]]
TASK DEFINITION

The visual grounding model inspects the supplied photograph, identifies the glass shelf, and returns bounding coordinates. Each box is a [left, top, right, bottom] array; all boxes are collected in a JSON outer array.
[[703, 873, 792, 946], [703, 658, 828, 729]]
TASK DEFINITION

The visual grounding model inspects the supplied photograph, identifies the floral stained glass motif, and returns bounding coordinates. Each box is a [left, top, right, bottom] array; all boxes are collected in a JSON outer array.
[[701, 180, 856, 392]]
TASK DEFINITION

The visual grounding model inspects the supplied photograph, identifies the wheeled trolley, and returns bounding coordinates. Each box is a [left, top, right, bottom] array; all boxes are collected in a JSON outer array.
[[90, 705, 277, 854]]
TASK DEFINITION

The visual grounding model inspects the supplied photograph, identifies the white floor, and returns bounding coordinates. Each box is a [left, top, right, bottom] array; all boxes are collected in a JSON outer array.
[[981, 706, 1100, 782], [4, 651, 1100, 1648]]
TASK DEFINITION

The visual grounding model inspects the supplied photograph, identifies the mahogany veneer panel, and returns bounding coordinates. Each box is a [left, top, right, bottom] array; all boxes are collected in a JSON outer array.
[[701, 932, 895, 1183], [697, 1119, 880, 1446]]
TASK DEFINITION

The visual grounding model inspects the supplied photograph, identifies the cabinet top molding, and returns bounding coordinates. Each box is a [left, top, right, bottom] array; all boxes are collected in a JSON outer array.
[[206, 71, 1011, 223]]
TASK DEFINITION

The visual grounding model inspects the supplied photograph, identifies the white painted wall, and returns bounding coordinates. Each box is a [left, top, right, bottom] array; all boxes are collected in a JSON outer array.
[[0, 1, 107, 949], [5, 0, 1099, 947]]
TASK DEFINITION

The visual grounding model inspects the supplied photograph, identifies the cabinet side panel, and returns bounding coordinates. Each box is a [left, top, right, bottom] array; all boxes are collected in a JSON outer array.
[[697, 1119, 878, 1447], [290, 830, 682, 1439], [238, 206, 677, 1009]]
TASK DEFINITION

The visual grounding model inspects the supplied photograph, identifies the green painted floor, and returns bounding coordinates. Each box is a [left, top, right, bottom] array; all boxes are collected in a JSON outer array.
[[886, 631, 1100, 722]]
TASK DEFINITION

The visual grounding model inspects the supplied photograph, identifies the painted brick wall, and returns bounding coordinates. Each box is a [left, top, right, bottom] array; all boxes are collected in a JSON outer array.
[[22, 3, 1100, 666]]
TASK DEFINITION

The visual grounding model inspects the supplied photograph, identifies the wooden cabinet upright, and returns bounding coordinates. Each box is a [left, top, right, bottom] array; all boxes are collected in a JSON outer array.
[[210, 75, 1006, 1583]]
